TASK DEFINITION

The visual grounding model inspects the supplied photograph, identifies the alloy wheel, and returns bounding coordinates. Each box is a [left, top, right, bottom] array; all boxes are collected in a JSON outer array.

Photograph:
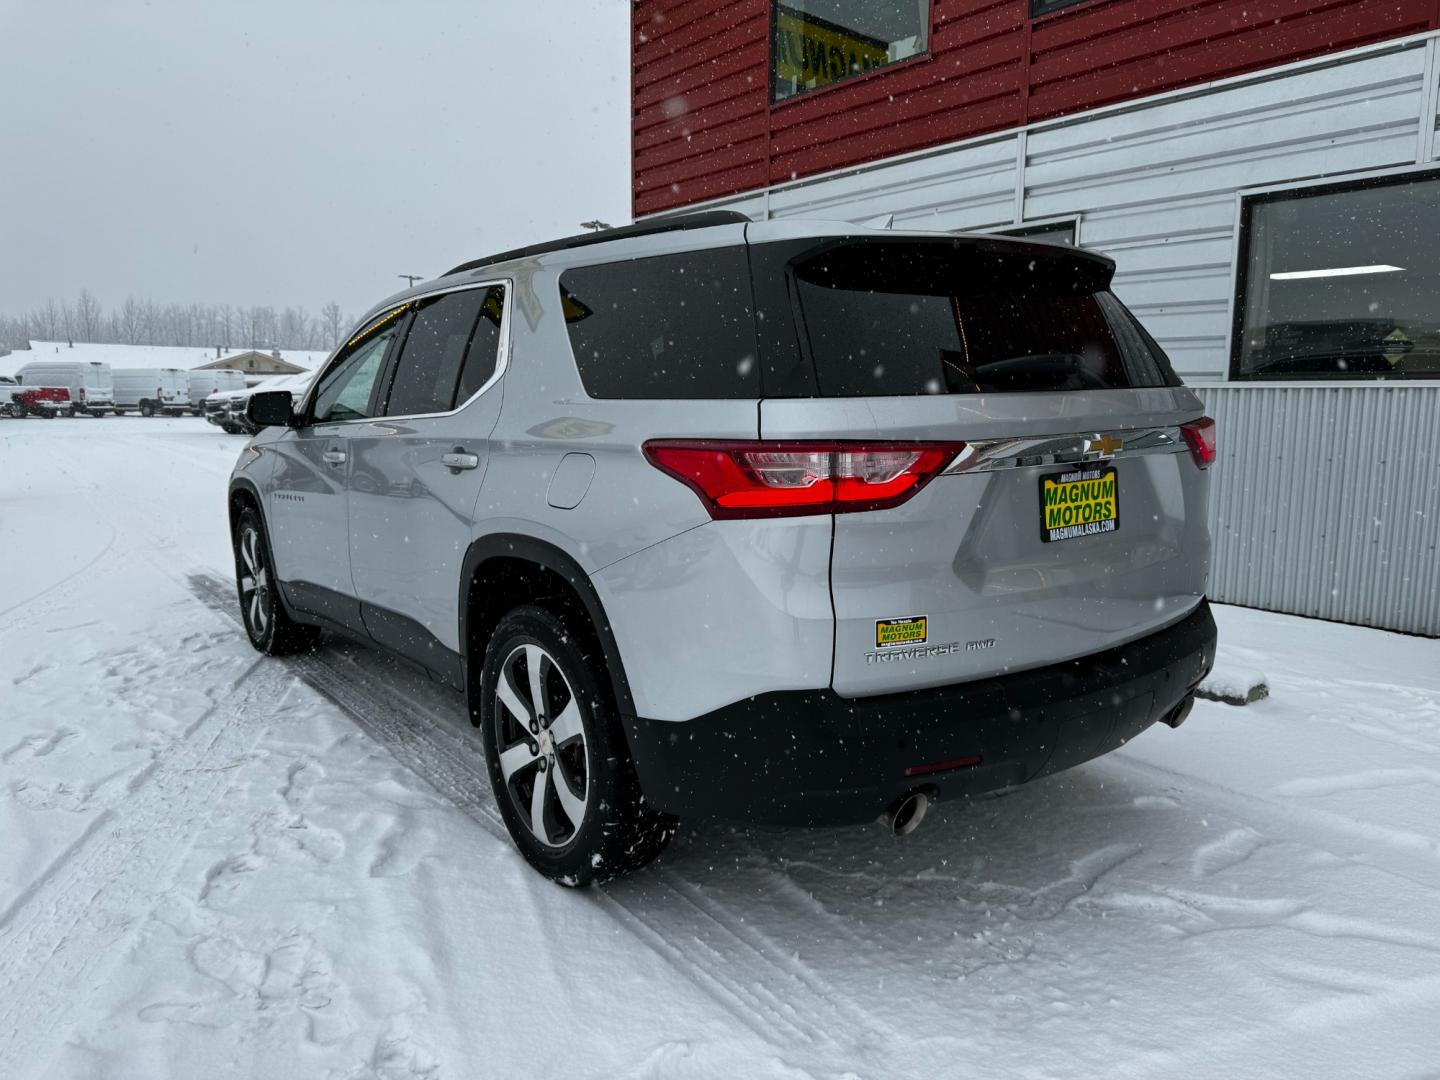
[[493, 643, 590, 847], [238, 526, 270, 637]]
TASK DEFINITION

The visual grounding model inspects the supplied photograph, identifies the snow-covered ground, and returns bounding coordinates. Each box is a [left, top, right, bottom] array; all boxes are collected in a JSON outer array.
[[1, 418, 1437, 1080]]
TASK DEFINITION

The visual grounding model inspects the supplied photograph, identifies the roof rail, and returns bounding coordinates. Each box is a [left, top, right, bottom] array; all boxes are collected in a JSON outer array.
[[441, 210, 751, 278]]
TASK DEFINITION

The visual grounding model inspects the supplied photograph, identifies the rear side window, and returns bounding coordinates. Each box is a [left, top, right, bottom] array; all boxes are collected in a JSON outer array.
[[384, 287, 500, 416], [778, 239, 1179, 396], [559, 249, 758, 399], [453, 286, 507, 403]]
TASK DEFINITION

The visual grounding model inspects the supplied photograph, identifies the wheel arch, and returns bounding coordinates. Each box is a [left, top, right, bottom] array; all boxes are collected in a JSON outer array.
[[228, 477, 263, 534], [460, 534, 636, 720]]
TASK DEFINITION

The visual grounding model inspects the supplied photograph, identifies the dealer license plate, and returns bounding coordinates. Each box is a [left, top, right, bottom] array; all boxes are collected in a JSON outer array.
[[1039, 466, 1119, 543]]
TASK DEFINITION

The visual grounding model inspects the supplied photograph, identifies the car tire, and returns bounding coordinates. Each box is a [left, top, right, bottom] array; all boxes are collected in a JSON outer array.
[[233, 507, 321, 656], [14, 402, 28, 419], [114, 409, 126, 416], [478, 604, 675, 886], [139, 401, 154, 417]]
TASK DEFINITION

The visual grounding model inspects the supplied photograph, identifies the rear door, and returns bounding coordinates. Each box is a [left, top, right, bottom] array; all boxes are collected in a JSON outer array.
[[266, 306, 407, 627], [750, 232, 1212, 698], [346, 282, 509, 678]]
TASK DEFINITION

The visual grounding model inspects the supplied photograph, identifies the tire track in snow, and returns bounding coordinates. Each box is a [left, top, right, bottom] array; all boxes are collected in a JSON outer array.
[[183, 571, 894, 1057], [0, 657, 300, 1079]]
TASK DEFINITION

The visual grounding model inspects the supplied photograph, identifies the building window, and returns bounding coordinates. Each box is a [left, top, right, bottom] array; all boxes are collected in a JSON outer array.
[[1031, 0, 1089, 15], [998, 219, 1078, 246], [1233, 171, 1440, 380], [772, 1, 930, 103]]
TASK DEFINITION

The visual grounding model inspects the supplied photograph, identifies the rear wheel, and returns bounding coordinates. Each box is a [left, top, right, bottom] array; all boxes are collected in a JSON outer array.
[[113, 409, 126, 416], [478, 605, 674, 886], [233, 507, 321, 655], [138, 401, 155, 417], [13, 402, 28, 419]]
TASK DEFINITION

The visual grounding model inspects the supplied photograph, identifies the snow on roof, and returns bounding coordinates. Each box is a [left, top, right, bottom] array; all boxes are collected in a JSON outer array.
[[0, 341, 331, 378]]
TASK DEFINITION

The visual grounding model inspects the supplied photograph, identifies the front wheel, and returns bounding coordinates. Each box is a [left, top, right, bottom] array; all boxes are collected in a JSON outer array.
[[233, 507, 321, 655], [478, 605, 674, 886], [138, 401, 154, 417]]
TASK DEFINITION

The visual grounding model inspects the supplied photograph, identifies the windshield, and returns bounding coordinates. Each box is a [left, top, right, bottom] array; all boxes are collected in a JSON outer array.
[[783, 239, 1179, 396]]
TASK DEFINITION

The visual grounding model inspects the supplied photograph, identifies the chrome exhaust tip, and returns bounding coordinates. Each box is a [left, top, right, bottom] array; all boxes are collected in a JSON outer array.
[[1163, 695, 1196, 730], [880, 791, 929, 837]]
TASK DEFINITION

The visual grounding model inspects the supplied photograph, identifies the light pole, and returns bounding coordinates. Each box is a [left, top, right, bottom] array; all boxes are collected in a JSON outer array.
[[398, 274, 423, 287], [579, 220, 612, 232]]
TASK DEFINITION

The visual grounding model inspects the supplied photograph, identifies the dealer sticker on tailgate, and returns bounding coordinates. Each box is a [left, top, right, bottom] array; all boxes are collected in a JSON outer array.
[[876, 616, 927, 648], [1040, 466, 1119, 543]]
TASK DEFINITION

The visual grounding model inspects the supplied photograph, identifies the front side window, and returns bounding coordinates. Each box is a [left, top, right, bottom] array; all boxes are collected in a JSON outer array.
[[383, 285, 505, 417], [772, 1, 929, 103], [559, 249, 758, 399], [784, 238, 1177, 396], [312, 309, 405, 422], [1234, 172, 1440, 380]]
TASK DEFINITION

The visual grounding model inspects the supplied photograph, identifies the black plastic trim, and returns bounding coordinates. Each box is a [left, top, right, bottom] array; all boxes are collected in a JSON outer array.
[[442, 211, 751, 278], [622, 600, 1217, 826], [361, 601, 464, 690], [458, 534, 635, 717]]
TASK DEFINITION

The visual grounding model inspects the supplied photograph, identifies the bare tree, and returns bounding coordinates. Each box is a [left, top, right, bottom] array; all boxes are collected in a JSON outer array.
[[75, 289, 102, 340], [319, 302, 343, 349]]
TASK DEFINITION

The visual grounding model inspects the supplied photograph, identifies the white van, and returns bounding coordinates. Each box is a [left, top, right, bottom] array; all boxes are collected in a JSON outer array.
[[187, 369, 246, 415], [16, 360, 115, 416], [112, 367, 189, 416]]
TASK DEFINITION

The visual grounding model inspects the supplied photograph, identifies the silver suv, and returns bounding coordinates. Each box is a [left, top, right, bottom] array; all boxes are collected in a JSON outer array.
[[228, 212, 1218, 885]]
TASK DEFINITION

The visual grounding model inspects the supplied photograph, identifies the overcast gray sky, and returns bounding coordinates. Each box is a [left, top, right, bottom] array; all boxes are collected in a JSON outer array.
[[0, 0, 630, 316]]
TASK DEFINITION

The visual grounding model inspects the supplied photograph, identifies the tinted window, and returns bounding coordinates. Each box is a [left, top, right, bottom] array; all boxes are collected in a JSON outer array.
[[385, 289, 489, 416], [312, 310, 404, 422], [772, 2, 930, 102], [1235, 172, 1440, 379], [787, 239, 1177, 396], [559, 249, 758, 399], [453, 286, 507, 403]]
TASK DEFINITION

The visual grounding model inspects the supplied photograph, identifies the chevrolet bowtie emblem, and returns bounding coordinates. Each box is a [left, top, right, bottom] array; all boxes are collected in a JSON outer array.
[[1087, 434, 1123, 457]]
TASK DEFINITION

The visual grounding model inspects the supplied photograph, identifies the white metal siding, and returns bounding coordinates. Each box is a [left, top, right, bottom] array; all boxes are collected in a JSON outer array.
[[1198, 385, 1440, 636]]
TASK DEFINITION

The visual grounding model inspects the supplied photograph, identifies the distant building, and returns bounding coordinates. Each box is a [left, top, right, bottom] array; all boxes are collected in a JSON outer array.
[[194, 350, 306, 376]]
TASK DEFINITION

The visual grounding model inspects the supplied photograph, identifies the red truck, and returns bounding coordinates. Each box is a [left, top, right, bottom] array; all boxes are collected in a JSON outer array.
[[0, 378, 71, 418]]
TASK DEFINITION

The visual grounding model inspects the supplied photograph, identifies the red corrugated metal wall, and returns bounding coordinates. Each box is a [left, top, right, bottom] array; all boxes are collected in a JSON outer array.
[[633, 0, 1439, 216]]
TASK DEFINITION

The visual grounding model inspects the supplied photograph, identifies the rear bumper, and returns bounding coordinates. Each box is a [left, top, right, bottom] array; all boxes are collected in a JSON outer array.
[[622, 600, 1217, 826]]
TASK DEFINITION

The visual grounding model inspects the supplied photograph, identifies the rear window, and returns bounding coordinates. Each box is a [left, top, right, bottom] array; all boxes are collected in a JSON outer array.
[[782, 239, 1178, 396], [559, 249, 758, 399]]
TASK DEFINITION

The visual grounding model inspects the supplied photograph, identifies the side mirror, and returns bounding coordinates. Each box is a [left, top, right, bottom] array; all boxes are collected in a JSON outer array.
[[246, 390, 298, 428]]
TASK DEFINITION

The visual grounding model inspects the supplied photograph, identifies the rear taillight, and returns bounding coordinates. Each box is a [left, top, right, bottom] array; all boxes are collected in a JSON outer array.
[[1180, 416, 1217, 470], [78, 387, 86, 401], [643, 440, 963, 520]]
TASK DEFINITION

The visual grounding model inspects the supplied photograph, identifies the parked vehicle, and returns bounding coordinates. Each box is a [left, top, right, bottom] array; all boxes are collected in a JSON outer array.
[[207, 372, 314, 435], [229, 213, 1218, 886], [16, 360, 115, 416], [188, 369, 246, 415], [113, 367, 189, 416], [2, 379, 71, 418]]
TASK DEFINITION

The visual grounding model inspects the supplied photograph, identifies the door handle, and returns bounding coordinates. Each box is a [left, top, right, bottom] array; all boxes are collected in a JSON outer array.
[[322, 449, 347, 465], [442, 449, 480, 472]]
